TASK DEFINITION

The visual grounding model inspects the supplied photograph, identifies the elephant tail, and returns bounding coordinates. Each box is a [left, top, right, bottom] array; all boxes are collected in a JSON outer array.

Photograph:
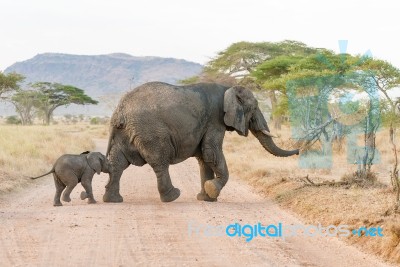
[[30, 168, 54, 179], [106, 127, 115, 158], [107, 106, 125, 158]]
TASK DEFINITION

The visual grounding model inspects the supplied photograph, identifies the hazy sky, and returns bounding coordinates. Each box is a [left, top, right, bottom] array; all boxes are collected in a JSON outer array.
[[0, 0, 399, 71]]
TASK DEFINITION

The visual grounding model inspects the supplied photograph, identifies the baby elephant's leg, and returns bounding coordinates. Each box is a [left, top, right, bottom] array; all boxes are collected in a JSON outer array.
[[53, 174, 65, 206], [81, 176, 96, 204], [61, 173, 78, 202]]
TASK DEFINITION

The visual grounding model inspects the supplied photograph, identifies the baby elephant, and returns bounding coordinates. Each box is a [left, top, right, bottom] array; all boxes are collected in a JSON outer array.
[[31, 151, 109, 206]]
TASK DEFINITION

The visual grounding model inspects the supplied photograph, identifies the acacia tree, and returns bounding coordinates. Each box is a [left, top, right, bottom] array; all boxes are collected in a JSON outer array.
[[32, 82, 98, 125], [205, 40, 315, 76], [181, 40, 318, 89], [10, 90, 40, 125], [253, 50, 353, 129], [0, 72, 24, 99], [252, 55, 305, 128], [255, 50, 385, 181], [360, 59, 400, 207]]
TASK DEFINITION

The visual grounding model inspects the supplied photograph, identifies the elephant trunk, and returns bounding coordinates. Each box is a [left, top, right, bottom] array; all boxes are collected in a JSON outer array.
[[102, 162, 110, 174], [251, 129, 299, 157], [250, 109, 299, 157]]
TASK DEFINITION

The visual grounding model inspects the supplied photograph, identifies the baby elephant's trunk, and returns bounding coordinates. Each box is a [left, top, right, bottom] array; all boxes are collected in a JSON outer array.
[[102, 162, 110, 174]]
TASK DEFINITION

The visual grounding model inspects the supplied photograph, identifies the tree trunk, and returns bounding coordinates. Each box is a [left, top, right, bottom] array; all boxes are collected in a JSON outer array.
[[15, 109, 26, 125], [44, 106, 58, 125], [389, 124, 400, 208], [273, 116, 282, 130], [22, 109, 33, 125], [268, 90, 282, 130], [355, 114, 377, 182], [45, 112, 51, 125], [20, 114, 26, 125]]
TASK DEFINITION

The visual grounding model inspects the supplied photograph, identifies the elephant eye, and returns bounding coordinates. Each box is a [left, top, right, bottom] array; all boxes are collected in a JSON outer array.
[[236, 96, 244, 104]]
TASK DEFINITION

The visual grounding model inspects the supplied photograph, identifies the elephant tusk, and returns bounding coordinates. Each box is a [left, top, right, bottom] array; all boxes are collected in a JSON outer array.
[[261, 129, 277, 138]]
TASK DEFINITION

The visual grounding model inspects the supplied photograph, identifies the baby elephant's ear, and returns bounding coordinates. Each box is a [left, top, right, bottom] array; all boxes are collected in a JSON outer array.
[[87, 153, 102, 175]]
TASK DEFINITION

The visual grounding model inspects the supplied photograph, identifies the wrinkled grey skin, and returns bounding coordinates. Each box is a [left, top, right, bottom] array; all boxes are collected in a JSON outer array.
[[31, 152, 109, 206], [104, 82, 299, 203]]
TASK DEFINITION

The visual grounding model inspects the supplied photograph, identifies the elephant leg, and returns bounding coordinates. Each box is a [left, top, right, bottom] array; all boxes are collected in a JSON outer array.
[[81, 175, 96, 204], [53, 174, 65, 206], [196, 157, 217, 202], [201, 132, 229, 199], [203, 152, 228, 199], [152, 164, 180, 202], [62, 178, 78, 202], [103, 149, 129, 203]]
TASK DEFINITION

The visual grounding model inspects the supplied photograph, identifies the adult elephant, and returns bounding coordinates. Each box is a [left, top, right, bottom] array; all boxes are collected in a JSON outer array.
[[104, 82, 299, 203]]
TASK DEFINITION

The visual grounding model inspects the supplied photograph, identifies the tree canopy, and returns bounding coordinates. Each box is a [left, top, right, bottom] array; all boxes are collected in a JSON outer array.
[[9, 82, 98, 125], [30, 82, 98, 124], [205, 40, 317, 76], [180, 40, 320, 88], [10, 90, 40, 125], [251, 50, 400, 120], [0, 72, 24, 99], [360, 58, 400, 113]]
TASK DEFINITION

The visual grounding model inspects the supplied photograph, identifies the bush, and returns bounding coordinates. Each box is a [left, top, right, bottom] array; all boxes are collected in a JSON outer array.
[[90, 117, 109, 125], [90, 117, 100, 125], [6, 116, 21, 125]]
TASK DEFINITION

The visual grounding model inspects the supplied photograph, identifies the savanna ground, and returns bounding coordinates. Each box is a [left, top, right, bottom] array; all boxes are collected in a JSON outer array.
[[0, 123, 399, 265], [223, 126, 400, 264]]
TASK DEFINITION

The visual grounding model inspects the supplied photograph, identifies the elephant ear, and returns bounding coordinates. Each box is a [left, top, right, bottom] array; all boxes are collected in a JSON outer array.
[[224, 87, 246, 135], [87, 153, 102, 175]]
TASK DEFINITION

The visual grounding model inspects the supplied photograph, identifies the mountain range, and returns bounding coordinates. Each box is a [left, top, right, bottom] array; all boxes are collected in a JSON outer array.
[[3, 53, 203, 116]]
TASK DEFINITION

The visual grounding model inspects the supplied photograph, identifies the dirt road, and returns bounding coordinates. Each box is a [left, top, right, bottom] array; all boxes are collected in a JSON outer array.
[[0, 139, 393, 267]]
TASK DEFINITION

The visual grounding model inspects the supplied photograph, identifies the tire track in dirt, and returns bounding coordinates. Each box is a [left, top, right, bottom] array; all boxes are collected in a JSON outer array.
[[0, 139, 394, 267]]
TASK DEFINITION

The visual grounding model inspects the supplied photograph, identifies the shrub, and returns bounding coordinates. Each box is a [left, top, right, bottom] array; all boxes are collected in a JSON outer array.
[[90, 117, 100, 125], [6, 116, 21, 125]]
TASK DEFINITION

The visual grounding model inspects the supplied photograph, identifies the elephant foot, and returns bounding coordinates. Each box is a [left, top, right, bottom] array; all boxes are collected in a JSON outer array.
[[62, 196, 71, 202], [87, 198, 97, 204], [160, 187, 180, 202], [197, 192, 217, 202], [103, 190, 123, 203], [53, 202, 62, 207], [80, 191, 88, 200], [204, 180, 222, 199]]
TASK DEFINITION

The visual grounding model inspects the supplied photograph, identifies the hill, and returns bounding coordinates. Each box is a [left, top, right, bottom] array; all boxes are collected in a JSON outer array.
[[3, 53, 203, 115]]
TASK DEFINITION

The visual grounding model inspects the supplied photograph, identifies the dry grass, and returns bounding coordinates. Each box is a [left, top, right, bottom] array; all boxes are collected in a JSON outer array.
[[224, 126, 400, 265], [0, 125, 96, 193], [53, 124, 109, 139]]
